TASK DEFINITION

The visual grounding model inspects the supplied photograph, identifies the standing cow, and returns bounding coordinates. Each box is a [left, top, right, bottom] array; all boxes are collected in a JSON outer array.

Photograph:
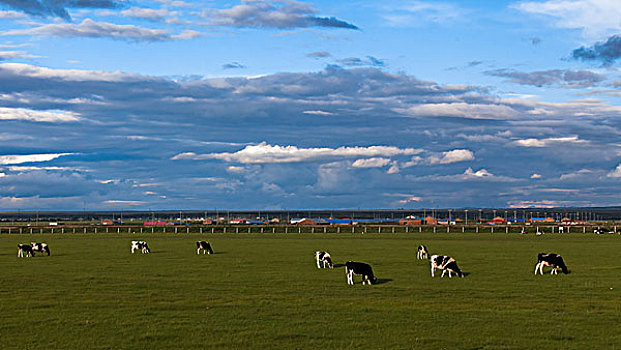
[[430, 254, 464, 278], [131, 241, 151, 254], [31, 242, 50, 256], [535, 253, 568, 275], [417, 245, 429, 259], [315, 251, 333, 269], [196, 241, 214, 255], [17, 244, 34, 258], [345, 261, 377, 285]]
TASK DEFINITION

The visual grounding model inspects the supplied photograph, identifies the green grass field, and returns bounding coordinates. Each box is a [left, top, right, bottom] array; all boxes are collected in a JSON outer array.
[[1, 233, 621, 349]]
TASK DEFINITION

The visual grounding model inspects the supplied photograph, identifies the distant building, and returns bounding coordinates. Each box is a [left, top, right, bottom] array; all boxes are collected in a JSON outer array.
[[101, 219, 113, 225], [488, 217, 506, 224], [144, 221, 168, 226]]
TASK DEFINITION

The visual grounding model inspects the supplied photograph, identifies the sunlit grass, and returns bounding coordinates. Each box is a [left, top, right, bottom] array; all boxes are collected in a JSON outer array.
[[1, 233, 621, 349]]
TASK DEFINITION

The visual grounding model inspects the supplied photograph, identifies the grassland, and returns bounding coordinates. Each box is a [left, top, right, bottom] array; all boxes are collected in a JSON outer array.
[[1, 232, 621, 349]]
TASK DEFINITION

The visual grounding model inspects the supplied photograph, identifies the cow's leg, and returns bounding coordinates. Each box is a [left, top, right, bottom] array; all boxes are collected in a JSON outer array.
[[539, 263, 544, 275], [441, 269, 446, 278], [431, 265, 435, 277], [448, 270, 452, 278], [316, 257, 321, 269], [534, 262, 540, 275]]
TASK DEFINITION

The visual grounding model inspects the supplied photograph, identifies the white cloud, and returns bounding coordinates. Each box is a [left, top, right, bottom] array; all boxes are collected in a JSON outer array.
[[172, 142, 422, 164], [400, 102, 520, 120], [0, 63, 147, 82], [514, 0, 621, 39], [0, 10, 25, 19], [0, 50, 41, 60], [121, 7, 178, 21], [559, 169, 594, 180], [303, 110, 333, 116], [531, 173, 542, 179], [0, 107, 81, 122], [382, 1, 465, 26], [428, 149, 474, 164], [513, 135, 586, 147], [3, 19, 197, 42], [464, 167, 493, 177], [0, 153, 73, 165], [352, 157, 391, 168], [103, 200, 144, 205], [608, 163, 621, 178]]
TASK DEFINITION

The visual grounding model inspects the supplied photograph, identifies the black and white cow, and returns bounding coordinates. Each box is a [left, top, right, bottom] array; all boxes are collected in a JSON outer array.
[[197, 241, 214, 255], [417, 245, 429, 259], [31, 242, 50, 256], [314, 251, 333, 269], [430, 254, 464, 278], [345, 261, 377, 285], [131, 240, 151, 254], [535, 253, 569, 275], [17, 244, 34, 258]]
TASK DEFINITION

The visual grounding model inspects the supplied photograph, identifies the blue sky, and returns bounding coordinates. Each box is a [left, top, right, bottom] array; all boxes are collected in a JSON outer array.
[[0, 0, 620, 210]]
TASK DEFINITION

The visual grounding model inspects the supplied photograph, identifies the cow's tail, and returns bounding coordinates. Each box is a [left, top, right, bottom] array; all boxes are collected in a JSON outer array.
[[325, 256, 333, 268]]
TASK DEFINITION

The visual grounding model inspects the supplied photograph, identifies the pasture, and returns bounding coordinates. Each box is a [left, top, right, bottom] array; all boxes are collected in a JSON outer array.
[[1, 232, 621, 349]]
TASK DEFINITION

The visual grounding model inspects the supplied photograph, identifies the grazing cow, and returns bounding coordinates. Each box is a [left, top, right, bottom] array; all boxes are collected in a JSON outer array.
[[31, 242, 50, 256], [430, 254, 464, 278], [314, 251, 333, 269], [345, 261, 377, 285], [196, 241, 214, 255], [131, 240, 151, 254], [535, 253, 569, 275], [417, 245, 429, 259], [17, 244, 35, 258]]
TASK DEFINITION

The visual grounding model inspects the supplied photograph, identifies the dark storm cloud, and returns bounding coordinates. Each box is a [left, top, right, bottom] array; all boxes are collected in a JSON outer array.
[[0, 0, 122, 20], [572, 34, 621, 65], [0, 63, 620, 209], [222, 62, 246, 70], [485, 68, 606, 88], [208, 1, 358, 30]]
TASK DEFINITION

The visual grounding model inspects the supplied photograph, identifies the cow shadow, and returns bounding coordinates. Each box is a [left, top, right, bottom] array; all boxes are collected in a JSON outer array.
[[333, 263, 346, 268], [374, 278, 392, 285], [463, 272, 471, 277]]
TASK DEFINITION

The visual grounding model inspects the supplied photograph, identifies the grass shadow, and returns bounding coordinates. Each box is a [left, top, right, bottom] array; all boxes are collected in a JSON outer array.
[[374, 278, 392, 285]]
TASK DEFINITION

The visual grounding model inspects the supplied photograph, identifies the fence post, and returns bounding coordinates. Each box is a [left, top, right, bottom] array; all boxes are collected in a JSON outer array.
[[392, 226, 395, 233], [379, 226, 381, 233], [352, 226, 355, 233], [285, 227, 288, 233], [476, 226, 479, 233], [419, 226, 422, 233], [447, 226, 449, 233], [491, 227, 494, 233], [406, 226, 409, 233], [7, 228, 10, 234], [312, 227, 315, 233], [337, 227, 340, 234], [84, 227, 86, 233], [299, 227, 301, 234], [324, 227, 326, 233], [462, 227, 465, 233], [433, 226, 436, 233], [273, 227, 276, 233], [187, 227, 189, 233], [212, 227, 215, 234], [583, 226, 586, 233], [506, 226, 508, 234]]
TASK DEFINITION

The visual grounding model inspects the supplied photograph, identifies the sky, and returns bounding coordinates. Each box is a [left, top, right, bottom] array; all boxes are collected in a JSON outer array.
[[0, 0, 620, 210]]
